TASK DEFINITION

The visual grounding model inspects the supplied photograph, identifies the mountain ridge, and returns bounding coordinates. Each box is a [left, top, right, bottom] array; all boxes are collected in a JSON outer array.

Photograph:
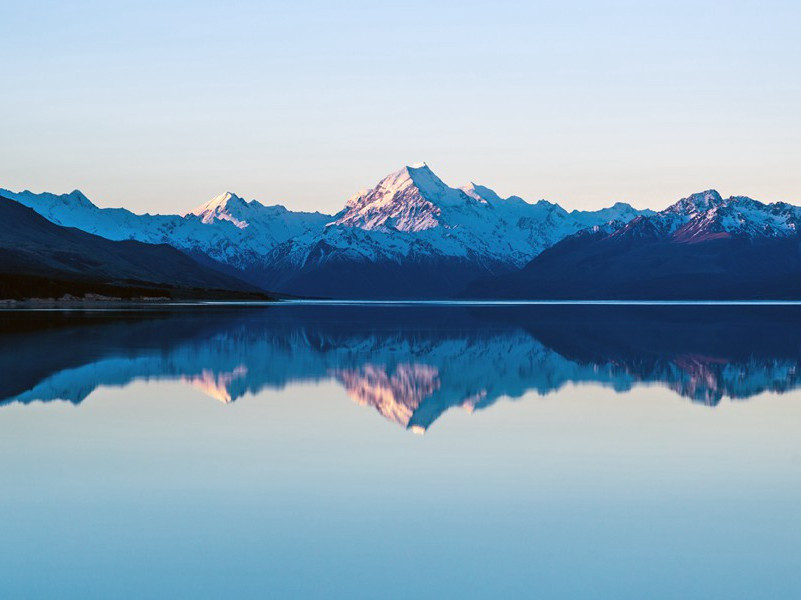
[[2, 163, 655, 297], [0, 194, 267, 301], [467, 189, 801, 299], [4, 166, 799, 299]]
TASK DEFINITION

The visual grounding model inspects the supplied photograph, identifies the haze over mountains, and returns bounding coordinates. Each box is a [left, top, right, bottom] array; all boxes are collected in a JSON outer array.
[[3, 163, 800, 299]]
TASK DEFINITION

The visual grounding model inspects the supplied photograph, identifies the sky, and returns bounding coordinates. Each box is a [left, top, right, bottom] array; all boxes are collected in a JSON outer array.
[[2, 0, 800, 215]]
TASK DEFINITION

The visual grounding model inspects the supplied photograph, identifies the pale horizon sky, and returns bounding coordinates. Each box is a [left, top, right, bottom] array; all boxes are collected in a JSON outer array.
[[2, 0, 800, 215]]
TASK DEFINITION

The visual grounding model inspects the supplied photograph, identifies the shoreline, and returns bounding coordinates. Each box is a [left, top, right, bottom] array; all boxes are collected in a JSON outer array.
[[3, 297, 801, 310]]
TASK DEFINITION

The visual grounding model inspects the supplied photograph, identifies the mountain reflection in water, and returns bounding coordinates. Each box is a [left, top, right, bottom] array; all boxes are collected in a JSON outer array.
[[1, 304, 800, 433]]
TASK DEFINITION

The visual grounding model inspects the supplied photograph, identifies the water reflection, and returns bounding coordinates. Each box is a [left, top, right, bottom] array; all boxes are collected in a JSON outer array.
[[2, 304, 800, 432]]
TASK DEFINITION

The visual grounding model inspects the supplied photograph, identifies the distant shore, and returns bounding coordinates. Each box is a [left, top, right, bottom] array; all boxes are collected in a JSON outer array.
[[0, 293, 278, 308], [4, 297, 801, 309]]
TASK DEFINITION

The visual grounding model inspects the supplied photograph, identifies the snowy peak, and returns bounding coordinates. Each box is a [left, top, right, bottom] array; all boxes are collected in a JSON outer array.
[[403, 162, 453, 200], [583, 201, 648, 222], [343, 163, 439, 206], [335, 163, 464, 232], [193, 191, 246, 212], [610, 190, 727, 241], [64, 189, 95, 208], [460, 183, 499, 204], [189, 192, 254, 228], [0, 188, 106, 231], [597, 190, 801, 245], [673, 197, 801, 243], [666, 189, 724, 216], [283, 164, 660, 283], [374, 163, 442, 196], [459, 183, 527, 207], [1, 188, 98, 212]]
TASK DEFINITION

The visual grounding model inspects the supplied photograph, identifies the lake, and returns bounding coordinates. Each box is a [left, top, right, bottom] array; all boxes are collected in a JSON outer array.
[[1, 303, 800, 598]]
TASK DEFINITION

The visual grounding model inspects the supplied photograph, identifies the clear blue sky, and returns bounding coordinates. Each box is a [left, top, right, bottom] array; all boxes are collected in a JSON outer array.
[[2, 0, 800, 214]]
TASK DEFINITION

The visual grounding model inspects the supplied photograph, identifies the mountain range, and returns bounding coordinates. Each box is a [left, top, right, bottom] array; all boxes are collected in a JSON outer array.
[[0, 196, 266, 300], [3, 164, 800, 299], [468, 190, 801, 299]]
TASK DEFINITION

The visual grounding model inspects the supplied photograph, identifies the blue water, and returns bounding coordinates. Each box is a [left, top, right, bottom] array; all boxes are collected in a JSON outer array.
[[1, 304, 800, 598]]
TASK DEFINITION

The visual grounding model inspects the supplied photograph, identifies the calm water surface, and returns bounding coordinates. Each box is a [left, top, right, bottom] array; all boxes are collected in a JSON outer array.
[[1, 304, 800, 598]]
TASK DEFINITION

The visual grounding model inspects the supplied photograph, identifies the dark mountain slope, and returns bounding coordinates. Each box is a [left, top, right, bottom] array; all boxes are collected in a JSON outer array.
[[0, 196, 269, 300], [466, 234, 801, 299], [465, 191, 801, 300], [259, 239, 514, 299]]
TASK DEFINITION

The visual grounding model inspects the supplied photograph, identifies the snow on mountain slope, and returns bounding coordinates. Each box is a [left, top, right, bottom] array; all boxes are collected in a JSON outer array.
[[0, 188, 332, 272], [266, 164, 652, 283], [469, 188, 801, 300], [5, 172, 801, 299], [612, 189, 801, 243], [0, 194, 264, 299], [1, 164, 651, 296], [335, 163, 450, 232], [190, 192, 252, 228]]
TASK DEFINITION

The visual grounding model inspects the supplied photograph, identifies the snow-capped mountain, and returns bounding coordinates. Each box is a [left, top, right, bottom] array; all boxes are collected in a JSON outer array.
[[335, 162, 449, 232], [190, 192, 254, 228], [1, 164, 652, 297], [470, 189, 801, 299], [614, 189, 801, 242], [0, 194, 264, 300], [0, 188, 331, 273], [329, 162, 648, 263], [256, 163, 651, 296], [10, 170, 800, 300]]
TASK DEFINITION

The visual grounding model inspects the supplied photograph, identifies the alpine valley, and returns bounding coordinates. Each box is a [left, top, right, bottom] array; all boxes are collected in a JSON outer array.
[[3, 163, 800, 300]]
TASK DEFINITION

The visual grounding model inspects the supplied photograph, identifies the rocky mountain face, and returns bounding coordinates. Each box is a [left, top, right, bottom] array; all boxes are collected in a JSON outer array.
[[6, 169, 800, 299], [1, 164, 650, 298], [0, 188, 330, 275], [0, 195, 265, 300], [254, 163, 650, 297], [468, 190, 801, 299]]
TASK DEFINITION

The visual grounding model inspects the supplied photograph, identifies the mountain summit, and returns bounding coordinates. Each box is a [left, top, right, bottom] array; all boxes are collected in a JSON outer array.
[[258, 164, 653, 297], [189, 192, 252, 228], [334, 163, 465, 232], [665, 189, 724, 216]]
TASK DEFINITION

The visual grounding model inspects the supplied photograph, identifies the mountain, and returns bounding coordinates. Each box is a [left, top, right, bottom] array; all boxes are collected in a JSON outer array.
[[467, 190, 801, 299], [0, 188, 331, 275], [257, 163, 651, 297], [0, 195, 267, 300], [12, 170, 799, 300], [2, 164, 650, 298]]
